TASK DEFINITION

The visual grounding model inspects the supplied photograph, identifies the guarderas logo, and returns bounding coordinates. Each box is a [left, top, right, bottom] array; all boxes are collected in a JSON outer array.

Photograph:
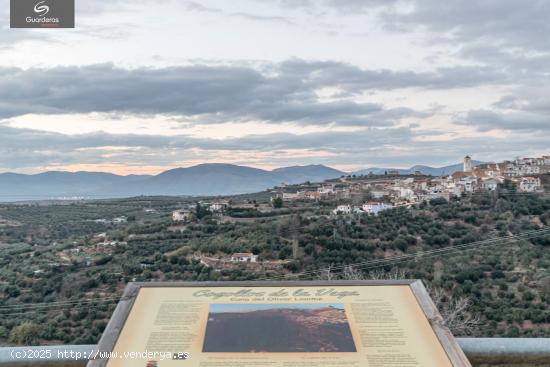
[[33, 1, 50, 16], [24, 0, 60, 26], [11, 0, 74, 28]]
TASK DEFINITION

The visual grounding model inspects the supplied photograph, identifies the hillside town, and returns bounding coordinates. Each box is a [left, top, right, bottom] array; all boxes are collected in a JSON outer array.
[[274, 155, 548, 215]]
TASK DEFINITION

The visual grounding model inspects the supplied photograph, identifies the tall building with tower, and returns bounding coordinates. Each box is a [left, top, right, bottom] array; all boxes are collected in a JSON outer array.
[[464, 155, 472, 172]]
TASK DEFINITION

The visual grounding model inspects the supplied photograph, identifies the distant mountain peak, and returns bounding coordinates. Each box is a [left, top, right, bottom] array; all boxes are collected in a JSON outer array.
[[353, 160, 486, 176]]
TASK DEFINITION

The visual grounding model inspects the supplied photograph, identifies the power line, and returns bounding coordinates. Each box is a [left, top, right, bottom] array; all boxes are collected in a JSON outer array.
[[321, 228, 549, 275], [0, 297, 121, 311], [0, 300, 122, 317]]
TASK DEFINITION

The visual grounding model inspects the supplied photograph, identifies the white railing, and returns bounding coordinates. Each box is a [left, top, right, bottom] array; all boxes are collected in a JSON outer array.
[[0, 339, 548, 366]]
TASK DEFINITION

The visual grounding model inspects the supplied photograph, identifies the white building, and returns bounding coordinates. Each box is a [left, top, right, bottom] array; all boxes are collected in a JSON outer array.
[[361, 202, 393, 215], [208, 202, 228, 213], [370, 190, 390, 199], [504, 158, 543, 177], [398, 187, 416, 200], [230, 252, 258, 262], [333, 205, 353, 215], [518, 177, 542, 193], [414, 180, 429, 190], [172, 209, 192, 222], [457, 176, 478, 193], [483, 164, 502, 177], [112, 216, 127, 224], [318, 184, 336, 196], [481, 178, 501, 191]]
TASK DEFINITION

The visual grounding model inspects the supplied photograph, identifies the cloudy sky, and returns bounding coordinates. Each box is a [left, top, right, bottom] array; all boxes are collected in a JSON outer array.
[[1, 0, 549, 174]]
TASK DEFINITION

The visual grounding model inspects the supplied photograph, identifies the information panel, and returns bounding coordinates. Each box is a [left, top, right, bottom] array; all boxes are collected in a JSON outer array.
[[89, 281, 471, 367]]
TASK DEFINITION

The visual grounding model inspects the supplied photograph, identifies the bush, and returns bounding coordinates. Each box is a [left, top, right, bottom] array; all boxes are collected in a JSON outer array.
[[429, 197, 448, 206], [272, 197, 283, 208], [9, 322, 40, 345]]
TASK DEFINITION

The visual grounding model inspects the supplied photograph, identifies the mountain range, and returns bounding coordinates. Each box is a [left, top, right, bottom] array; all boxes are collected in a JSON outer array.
[[0, 164, 344, 201], [0, 161, 480, 201]]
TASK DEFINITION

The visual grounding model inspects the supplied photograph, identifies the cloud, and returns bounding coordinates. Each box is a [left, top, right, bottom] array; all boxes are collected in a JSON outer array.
[[0, 124, 410, 153], [307, 1, 550, 53], [493, 94, 550, 114], [0, 60, 511, 125], [2, 122, 549, 172], [184, 1, 224, 14], [276, 0, 399, 12], [0, 123, 414, 170], [458, 109, 550, 132], [473, 89, 550, 132], [277, 59, 508, 90], [185, 1, 295, 25], [275, 1, 550, 73], [384, 1, 550, 51]]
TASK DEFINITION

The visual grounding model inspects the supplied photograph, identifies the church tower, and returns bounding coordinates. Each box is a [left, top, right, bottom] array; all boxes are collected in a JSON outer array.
[[463, 155, 472, 172]]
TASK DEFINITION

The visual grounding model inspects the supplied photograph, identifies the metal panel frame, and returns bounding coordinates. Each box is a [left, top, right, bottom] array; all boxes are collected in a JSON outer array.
[[88, 280, 471, 367]]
